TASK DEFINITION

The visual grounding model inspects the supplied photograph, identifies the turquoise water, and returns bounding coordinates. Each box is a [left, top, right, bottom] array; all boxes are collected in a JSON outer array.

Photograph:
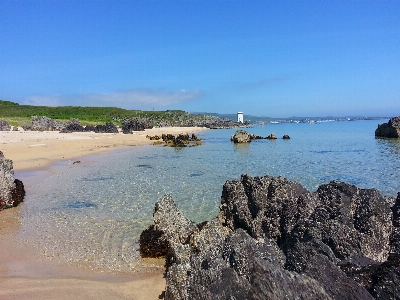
[[16, 120, 400, 272]]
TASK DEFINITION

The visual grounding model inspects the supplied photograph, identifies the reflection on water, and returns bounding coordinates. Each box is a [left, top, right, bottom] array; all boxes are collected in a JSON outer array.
[[376, 138, 400, 155], [16, 120, 400, 273], [233, 143, 250, 156]]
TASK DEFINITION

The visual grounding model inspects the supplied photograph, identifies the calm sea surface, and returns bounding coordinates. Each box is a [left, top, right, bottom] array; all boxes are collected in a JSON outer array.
[[16, 120, 400, 272]]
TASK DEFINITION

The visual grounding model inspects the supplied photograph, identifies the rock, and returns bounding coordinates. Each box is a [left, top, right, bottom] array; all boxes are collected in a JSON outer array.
[[146, 134, 202, 147], [0, 119, 11, 131], [197, 116, 247, 129], [122, 118, 152, 134], [93, 122, 119, 133], [140, 174, 398, 300], [283, 134, 290, 139], [231, 130, 253, 143], [375, 116, 400, 138], [26, 116, 66, 131], [139, 194, 198, 258], [60, 118, 86, 133], [60, 120, 119, 133], [0, 151, 25, 210], [266, 133, 277, 139]]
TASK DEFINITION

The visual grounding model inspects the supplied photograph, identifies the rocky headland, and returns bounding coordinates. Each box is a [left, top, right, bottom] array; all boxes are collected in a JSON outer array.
[[0, 151, 25, 210], [375, 116, 400, 138], [140, 175, 399, 300], [10, 114, 248, 134]]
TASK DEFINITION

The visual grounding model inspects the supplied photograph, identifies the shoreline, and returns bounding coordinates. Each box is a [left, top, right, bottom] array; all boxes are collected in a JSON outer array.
[[0, 126, 208, 299], [1, 126, 208, 171]]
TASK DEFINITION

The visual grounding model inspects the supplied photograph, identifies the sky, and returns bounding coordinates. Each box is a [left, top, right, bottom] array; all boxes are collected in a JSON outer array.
[[0, 0, 399, 117]]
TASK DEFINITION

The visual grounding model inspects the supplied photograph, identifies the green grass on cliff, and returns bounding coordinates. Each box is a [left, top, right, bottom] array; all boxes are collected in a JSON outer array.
[[0, 100, 193, 126]]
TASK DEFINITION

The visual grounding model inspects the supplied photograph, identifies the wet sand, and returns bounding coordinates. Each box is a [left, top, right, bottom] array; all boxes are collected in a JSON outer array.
[[0, 127, 207, 299]]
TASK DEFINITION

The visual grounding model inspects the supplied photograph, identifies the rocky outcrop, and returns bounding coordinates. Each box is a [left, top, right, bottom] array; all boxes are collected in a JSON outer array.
[[0, 119, 11, 131], [146, 134, 202, 147], [199, 117, 249, 129], [22, 116, 66, 131], [231, 130, 289, 143], [265, 133, 277, 139], [60, 119, 119, 133], [121, 118, 153, 134], [0, 151, 25, 210], [21, 116, 119, 133], [140, 175, 398, 300], [375, 117, 400, 138], [231, 130, 253, 143]]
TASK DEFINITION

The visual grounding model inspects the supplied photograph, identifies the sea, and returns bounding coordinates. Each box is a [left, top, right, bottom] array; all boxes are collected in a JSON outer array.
[[15, 119, 400, 273]]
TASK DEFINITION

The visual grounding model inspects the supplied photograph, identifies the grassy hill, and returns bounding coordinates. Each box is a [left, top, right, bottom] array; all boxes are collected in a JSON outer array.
[[0, 100, 195, 126]]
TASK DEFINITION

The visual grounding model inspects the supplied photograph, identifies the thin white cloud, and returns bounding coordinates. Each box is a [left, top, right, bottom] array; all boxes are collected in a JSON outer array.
[[237, 77, 290, 89], [24, 94, 64, 107], [22, 88, 203, 109]]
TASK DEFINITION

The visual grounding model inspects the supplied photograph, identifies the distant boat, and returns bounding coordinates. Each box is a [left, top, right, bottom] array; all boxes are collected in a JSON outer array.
[[259, 122, 264, 127], [308, 120, 315, 124]]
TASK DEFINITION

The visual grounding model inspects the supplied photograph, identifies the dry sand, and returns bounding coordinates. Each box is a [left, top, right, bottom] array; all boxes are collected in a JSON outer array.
[[0, 127, 207, 299]]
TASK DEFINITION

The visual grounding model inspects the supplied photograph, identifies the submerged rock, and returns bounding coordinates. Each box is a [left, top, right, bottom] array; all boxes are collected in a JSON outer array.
[[140, 174, 398, 300], [0, 151, 25, 210], [375, 116, 400, 138]]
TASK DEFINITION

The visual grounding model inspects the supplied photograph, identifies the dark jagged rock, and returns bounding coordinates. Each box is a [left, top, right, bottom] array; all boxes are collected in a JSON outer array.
[[266, 133, 277, 139], [375, 116, 400, 138], [0, 151, 25, 210], [61, 121, 119, 133], [283, 134, 291, 139], [141, 174, 398, 300], [140, 225, 170, 257], [93, 122, 119, 133], [60, 118, 87, 133], [0, 119, 11, 131], [122, 118, 153, 134]]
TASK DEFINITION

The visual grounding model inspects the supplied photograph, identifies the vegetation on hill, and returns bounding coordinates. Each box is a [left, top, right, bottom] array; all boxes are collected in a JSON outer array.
[[0, 100, 198, 126], [0, 100, 242, 128]]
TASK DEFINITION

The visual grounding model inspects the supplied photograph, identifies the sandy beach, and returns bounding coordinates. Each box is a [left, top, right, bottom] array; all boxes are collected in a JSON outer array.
[[0, 127, 207, 300], [1, 126, 207, 171]]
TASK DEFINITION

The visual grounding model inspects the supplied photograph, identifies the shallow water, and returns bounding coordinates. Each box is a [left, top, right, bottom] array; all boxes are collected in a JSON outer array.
[[16, 119, 400, 272]]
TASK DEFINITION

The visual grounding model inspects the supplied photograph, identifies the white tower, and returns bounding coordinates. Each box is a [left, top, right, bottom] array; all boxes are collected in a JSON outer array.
[[237, 112, 244, 123]]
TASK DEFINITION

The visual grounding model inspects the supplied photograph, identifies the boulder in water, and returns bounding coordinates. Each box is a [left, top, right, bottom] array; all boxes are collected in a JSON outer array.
[[0, 151, 25, 210], [375, 117, 400, 138]]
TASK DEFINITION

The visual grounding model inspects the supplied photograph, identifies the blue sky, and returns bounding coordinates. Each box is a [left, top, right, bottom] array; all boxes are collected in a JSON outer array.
[[1, 0, 399, 117]]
